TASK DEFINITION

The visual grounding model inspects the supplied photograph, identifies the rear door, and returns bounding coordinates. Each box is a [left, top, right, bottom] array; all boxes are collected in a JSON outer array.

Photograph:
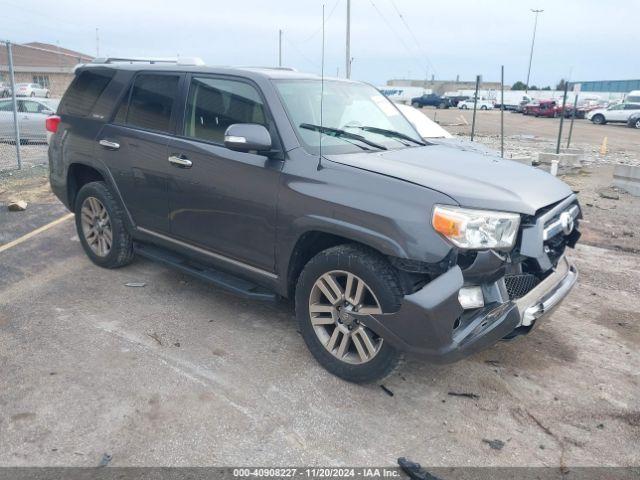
[[166, 74, 282, 271], [19, 99, 48, 141], [97, 72, 183, 233]]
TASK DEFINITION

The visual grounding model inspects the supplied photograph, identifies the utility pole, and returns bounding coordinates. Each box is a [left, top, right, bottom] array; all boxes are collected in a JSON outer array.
[[525, 9, 543, 93], [345, 0, 351, 78], [278, 29, 282, 67], [5, 41, 21, 169], [95, 28, 100, 57]]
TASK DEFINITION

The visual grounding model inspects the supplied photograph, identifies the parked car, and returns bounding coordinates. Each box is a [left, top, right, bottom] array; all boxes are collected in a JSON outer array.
[[523, 100, 564, 117], [0, 82, 12, 98], [0, 97, 59, 143], [586, 103, 640, 125], [626, 90, 640, 103], [458, 98, 494, 110], [627, 112, 640, 129], [445, 95, 470, 107], [48, 60, 581, 383], [410, 93, 450, 109], [15, 83, 50, 98]]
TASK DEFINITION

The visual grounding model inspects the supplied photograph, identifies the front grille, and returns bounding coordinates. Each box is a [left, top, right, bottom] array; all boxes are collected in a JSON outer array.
[[504, 274, 540, 299]]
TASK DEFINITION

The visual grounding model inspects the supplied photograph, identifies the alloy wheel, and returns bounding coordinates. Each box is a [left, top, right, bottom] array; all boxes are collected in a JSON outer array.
[[308, 270, 383, 365], [80, 196, 112, 257]]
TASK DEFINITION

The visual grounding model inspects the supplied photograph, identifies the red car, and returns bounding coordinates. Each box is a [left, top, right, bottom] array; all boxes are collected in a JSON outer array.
[[523, 100, 565, 117]]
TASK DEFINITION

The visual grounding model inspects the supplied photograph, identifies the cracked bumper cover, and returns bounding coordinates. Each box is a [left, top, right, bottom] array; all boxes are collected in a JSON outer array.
[[356, 256, 578, 363]]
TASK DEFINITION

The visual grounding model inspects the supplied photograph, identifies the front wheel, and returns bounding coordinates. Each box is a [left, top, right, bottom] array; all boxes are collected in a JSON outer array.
[[45, 92, 50, 98], [460, 105, 468, 110], [480, 105, 488, 110], [30, 92, 35, 97], [295, 244, 404, 383], [592, 114, 606, 125], [411, 102, 420, 108], [634, 119, 640, 129]]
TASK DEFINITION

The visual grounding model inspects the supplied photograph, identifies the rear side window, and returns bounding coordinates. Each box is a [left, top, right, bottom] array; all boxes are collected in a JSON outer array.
[[119, 74, 180, 133], [59, 69, 115, 117]]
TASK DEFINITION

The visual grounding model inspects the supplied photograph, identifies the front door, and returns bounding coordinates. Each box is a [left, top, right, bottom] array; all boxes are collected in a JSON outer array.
[[96, 72, 182, 233], [167, 75, 282, 272]]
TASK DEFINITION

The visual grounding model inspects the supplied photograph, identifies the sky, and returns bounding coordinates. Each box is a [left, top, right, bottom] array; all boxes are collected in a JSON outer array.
[[1, 0, 637, 87]]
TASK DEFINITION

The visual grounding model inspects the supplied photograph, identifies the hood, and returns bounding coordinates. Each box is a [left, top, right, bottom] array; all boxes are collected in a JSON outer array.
[[587, 108, 606, 118], [326, 145, 572, 215], [428, 137, 498, 156]]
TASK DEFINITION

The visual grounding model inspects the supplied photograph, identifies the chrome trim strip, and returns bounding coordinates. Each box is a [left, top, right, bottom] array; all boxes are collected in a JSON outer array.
[[137, 227, 278, 279], [515, 256, 577, 326]]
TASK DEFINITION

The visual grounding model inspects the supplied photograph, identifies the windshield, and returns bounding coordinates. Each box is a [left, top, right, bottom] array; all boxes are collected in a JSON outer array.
[[274, 79, 423, 155]]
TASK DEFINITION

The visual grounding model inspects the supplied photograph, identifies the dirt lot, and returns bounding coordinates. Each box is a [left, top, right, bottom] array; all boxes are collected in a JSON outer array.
[[0, 111, 639, 469]]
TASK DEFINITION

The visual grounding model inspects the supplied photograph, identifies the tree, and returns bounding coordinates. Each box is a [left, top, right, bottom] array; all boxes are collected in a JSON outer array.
[[511, 81, 527, 90], [556, 79, 567, 91], [529, 85, 539, 90], [541, 86, 551, 91]]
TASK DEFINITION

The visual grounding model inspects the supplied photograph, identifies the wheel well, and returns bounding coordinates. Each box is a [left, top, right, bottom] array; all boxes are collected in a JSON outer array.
[[287, 231, 362, 298], [67, 164, 104, 208]]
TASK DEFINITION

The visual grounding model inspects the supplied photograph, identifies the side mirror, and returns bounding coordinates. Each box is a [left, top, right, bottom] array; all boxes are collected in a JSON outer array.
[[224, 124, 272, 153]]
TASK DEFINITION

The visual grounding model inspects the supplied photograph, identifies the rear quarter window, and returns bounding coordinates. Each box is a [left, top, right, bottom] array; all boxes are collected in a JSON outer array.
[[59, 69, 116, 117]]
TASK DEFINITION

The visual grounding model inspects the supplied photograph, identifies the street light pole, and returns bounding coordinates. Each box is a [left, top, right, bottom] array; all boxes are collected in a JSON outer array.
[[345, 0, 351, 78], [525, 9, 543, 93]]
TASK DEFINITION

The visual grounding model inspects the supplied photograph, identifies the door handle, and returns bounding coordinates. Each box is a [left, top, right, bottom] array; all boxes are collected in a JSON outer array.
[[99, 139, 120, 150], [168, 155, 193, 168]]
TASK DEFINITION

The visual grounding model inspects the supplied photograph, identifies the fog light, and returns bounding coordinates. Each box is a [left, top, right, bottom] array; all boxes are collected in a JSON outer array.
[[458, 286, 484, 309]]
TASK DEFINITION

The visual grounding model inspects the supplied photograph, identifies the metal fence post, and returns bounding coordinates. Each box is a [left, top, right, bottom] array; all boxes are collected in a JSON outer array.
[[566, 94, 579, 149], [6, 41, 22, 169], [555, 80, 569, 154], [470, 75, 480, 142], [500, 66, 504, 158]]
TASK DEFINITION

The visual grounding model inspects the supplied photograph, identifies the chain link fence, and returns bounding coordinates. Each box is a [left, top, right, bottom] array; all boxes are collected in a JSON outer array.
[[1, 41, 89, 172]]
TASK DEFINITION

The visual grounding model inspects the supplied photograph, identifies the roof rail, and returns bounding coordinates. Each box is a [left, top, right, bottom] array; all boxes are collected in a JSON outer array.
[[91, 57, 205, 66], [238, 66, 298, 72]]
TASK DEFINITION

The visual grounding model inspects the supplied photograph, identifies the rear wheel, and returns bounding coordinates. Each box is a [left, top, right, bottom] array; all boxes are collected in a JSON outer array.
[[460, 105, 468, 110], [74, 181, 134, 269], [480, 105, 488, 110], [592, 114, 606, 125], [634, 119, 640, 129], [295, 244, 404, 383], [45, 91, 50, 98]]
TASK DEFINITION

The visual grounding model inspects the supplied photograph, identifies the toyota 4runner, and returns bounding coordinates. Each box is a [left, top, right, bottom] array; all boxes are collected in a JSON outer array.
[[47, 58, 580, 383]]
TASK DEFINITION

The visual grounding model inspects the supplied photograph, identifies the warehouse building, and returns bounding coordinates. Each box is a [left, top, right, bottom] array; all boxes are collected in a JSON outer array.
[[0, 42, 93, 97], [570, 79, 640, 93]]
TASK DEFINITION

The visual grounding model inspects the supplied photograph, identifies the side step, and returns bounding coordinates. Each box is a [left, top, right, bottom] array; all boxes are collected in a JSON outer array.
[[134, 242, 277, 301]]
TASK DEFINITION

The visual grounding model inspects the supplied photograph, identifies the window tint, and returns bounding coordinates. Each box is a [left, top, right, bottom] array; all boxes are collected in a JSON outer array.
[[125, 74, 180, 133], [624, 103, 640, 110], [0, 100, 11, 111], [21, 101, 43, 113], [59, 69, 115, 117], [184, 77, 266, 143]]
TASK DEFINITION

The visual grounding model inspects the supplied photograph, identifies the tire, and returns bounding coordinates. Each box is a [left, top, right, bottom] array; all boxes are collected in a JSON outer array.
[[295, 244, 404, 383], [45, 92, 50, 98], [411, 102, 420, 108], [480, 105, 487, 110], [438, 102, 446, 109], [635, 119, 640, 129], [592, 114, 606, 125], [460, 105, 468, 110], [74, 181, 134, 269], [30, 92, 35, 97]]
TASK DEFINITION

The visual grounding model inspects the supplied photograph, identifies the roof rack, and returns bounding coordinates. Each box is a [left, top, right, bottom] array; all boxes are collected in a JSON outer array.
[[91, 57, 205, 66], [237, 66, 298, 72]]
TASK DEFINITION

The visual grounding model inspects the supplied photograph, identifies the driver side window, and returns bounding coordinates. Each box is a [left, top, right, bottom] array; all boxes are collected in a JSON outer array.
[[184, 77, 267, 145]]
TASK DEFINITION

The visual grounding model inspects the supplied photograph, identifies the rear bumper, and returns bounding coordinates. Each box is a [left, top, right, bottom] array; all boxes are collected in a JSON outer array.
[[359, 256, 577, 363]]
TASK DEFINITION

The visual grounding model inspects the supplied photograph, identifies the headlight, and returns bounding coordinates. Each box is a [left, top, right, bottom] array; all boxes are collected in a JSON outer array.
[[432, 205, 520, 250]]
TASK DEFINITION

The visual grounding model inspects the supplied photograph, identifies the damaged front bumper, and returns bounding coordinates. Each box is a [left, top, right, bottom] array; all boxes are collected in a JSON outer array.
[[357, 255, 577, 363]]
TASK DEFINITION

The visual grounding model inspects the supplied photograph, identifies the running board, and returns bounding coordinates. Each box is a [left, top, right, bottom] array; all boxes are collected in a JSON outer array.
[[134, 242, 277, 301]]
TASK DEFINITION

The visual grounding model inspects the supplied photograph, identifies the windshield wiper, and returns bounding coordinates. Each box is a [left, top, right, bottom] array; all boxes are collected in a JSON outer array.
[[300, 123, 387, 151], [354, 126, 426, 146]]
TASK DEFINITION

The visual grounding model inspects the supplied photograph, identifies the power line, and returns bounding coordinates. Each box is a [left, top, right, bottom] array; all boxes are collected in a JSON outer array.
[[386, 0, 438, 78], [367, 0, 417, 66], [297, 0, 342, 43]]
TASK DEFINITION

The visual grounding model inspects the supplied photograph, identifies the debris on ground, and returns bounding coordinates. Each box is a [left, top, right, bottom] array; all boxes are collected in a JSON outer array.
[[482, 438, 506, 450], [147, 332, 163, 346], [98, 453, 112, 467], [380, 385, 394, 397], [484, 360, 501, 367], [448, 391, 480, 400], [397, 457, 441, 480], [125, 282, 146, 288], [598, 187, 620, 200], [7, 200, 27, 211]]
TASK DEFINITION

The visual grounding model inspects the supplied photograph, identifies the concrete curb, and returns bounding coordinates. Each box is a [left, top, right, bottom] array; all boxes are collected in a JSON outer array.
[[613, 165, 640, 197]]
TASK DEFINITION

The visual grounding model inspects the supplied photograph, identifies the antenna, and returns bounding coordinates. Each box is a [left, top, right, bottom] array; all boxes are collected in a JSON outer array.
[[95, 28, 100, 57], [318, 4, 325, 171]]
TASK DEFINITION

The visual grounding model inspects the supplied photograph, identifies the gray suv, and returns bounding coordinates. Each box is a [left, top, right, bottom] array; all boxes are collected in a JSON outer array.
[[48, 59, 581, 383]]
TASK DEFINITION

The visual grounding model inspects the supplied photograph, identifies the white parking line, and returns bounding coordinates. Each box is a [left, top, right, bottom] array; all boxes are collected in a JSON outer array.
[[0, 213, 74, 254]]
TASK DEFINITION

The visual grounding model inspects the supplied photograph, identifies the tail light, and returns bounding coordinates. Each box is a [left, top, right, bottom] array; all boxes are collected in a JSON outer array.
[[45, 115, 61, 133]]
